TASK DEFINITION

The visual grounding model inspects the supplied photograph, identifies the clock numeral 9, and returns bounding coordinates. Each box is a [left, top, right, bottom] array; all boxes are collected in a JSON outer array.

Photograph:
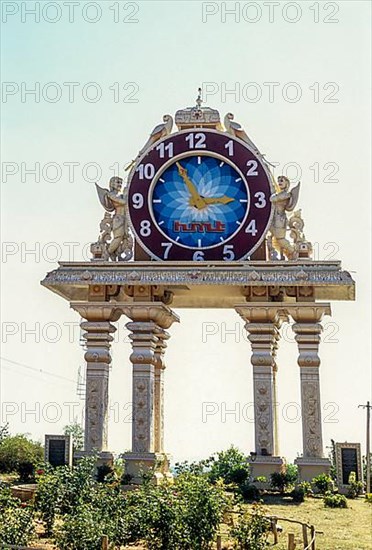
[[140, 220, 151, 237], [246, 160, 258, 176], [186, 132, 206, 149], [136, 163, 155, 180], [132, 193, 144, 209], [245, 219, 258, 236], [223, 245, 235, 261], [254, 191, 266, 208], [156, 142, 174, 159], [193, 250, 204, 261]]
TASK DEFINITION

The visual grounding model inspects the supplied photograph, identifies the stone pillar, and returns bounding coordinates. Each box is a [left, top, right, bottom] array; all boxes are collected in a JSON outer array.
[[289, 303, 332, 480], [121, 303, 179, 483], [236, 304, 287, 479], [71, 303, 121, 458]]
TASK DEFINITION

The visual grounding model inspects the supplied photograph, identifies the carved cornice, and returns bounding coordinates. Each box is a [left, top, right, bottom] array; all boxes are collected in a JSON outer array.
[[42, 261, 355, 288]]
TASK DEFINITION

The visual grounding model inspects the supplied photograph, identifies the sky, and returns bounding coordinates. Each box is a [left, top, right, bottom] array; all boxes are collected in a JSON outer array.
[[1, 0, 371, 463]]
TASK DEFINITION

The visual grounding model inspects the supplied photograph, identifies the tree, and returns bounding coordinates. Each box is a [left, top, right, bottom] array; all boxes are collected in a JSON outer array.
[[0, 424, 10, 443], [64, 423, 84, 452], [0, 434, 43, 478]]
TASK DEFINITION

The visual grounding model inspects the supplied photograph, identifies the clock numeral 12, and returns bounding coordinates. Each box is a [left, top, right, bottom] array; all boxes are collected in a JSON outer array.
[[156, 142, 174, 158], [186, 132, 206, 149], [245, 220, 258, 236], [136, 163, 155, 180]]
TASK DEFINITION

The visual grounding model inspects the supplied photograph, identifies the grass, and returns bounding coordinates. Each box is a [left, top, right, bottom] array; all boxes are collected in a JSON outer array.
[[244, 495, 372, 550]]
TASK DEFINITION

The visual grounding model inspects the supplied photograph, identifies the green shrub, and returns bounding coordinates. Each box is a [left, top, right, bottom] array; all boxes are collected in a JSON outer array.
[[230, 502, 270, 549], [239, 481, 261, 502], [270, 469, 296, 494], [346, 472, 363, 499], [208, 446, 250, 486], [96, 463, 114, 483], [290, 485, 306, 503], [18, 461, 35, 483], [365, 493, 372, 504], [0, 434, 43, 475], [312, 473, 332, 494], [323, 492, 348, 508], [0, 487, 35, 546]]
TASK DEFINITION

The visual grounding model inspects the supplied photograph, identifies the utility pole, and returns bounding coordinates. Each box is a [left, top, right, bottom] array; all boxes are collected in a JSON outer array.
[[358, 401, 371, 493]]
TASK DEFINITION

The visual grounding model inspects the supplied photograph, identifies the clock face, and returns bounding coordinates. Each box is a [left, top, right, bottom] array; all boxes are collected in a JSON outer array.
[[128, 129, 273, 261]]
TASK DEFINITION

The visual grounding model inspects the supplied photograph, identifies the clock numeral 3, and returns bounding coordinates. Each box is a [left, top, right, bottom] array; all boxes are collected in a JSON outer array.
[[186, 132, 206, 149], [137, 163, 155, 180], [254, 191, 266, 208], [223, 245, 235, 261], [140, 220, 151, 237], [193, 250, 205, 261], [245, 220, 258, 236], [132, 193, 144, 209], [246, 160, 258, 176], [161, 242, 173, 259]]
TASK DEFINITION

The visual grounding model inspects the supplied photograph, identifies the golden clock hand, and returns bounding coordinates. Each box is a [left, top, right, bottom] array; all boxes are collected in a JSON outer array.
[[203, 196, 235, 205], [176, 162, 206, 209]]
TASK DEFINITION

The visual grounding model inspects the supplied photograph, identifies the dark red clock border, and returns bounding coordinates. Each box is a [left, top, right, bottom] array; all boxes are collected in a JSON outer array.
[[128, 129, 273, 261]]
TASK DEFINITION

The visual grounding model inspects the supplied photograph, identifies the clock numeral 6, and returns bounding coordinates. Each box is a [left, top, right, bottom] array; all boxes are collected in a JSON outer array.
[[132, 193, 144, 209], [140, 220, 151, 237], [161, 242, 173, 259], [245, 219, 258, 236], [223, 244, 235, 261], [193, 250, 205, 261], [136, 163, 155, 180], [186, 132, 206, 149], [156, 142, 174, 159], [254, 191, 267, 208], [246, 160, 258, 176]]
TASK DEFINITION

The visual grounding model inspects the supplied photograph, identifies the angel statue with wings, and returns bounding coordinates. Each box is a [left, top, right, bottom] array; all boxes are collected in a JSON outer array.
[[268, 175, 301, 260], [91, 176, 133, 262]]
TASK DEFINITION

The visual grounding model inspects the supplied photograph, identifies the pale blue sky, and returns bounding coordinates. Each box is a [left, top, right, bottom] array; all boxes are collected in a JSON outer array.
[[1, 1, 371, 462]]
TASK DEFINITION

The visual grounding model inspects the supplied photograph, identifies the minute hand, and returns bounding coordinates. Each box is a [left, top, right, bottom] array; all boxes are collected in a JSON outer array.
[[176, 162, 206, 209], [203, 196, 235, 205]]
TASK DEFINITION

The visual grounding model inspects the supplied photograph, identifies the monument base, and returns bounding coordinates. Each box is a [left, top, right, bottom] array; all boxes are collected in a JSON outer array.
[[295, 457, 331, 481], [73, 450, 114, 468], [122, 452, 173, 485], [248, 456, 285, 483]]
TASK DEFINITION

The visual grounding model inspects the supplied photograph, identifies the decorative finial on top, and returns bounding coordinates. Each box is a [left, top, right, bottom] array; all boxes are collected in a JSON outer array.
[[196, 87, 203, 110]]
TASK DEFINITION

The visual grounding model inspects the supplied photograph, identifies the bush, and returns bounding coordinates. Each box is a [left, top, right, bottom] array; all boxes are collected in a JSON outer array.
[[346, 472, 363, 499], [208, 446, 250, 486], [365, 493, 372, 504], [230, 502, 270, 549], [18, 461, 35, 483], [96, 463, 114, 483], [323, 492, 348, 508], [239, 481, 261, 502], [290, 485, 307, 503], [270, 469, 296, 494], [0, 487, 35, 546], [312, 473, 332, 494], [0, 434, 43, 477]]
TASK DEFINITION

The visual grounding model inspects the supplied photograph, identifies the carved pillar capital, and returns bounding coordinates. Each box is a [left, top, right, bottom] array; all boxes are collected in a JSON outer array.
[[120, 302, 180, 329], [70, 301, 122, 322]]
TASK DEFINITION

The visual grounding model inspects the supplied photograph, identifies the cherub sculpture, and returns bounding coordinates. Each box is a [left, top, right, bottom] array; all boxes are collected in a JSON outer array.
[[269, 176, 301, 260], [91, 176, 133, 262]]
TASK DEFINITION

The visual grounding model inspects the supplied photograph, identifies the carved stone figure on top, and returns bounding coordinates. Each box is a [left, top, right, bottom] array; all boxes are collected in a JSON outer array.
[[126, 115, 174, 172], [91, 176, 133, 262], [269, 176, 301, 260], [224, 112, 261, 155]]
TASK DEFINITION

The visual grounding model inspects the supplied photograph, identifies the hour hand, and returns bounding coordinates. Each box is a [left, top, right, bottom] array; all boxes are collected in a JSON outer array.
[[176, 162, 206, 209], [203, 196, 235, 205]]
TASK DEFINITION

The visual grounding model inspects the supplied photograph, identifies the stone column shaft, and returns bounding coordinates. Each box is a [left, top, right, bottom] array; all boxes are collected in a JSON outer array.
[[289, 303, 331, 460], [154, 329, 169, 453], [126, 321, 158, 453], [81, 321, 116, 452]]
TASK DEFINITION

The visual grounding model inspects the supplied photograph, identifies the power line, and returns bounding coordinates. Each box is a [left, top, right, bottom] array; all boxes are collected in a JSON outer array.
[[0, 356, 77, 384]]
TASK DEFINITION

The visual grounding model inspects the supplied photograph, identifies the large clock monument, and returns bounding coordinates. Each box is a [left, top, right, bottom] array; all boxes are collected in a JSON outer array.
[[42, 92, 355, 482]]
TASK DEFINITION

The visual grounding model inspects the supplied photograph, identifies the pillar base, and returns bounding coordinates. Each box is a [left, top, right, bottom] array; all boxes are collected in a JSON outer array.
[[122, 452, 173, 485], [295, 457, 331, 482], [248, 456, 285, 482]]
